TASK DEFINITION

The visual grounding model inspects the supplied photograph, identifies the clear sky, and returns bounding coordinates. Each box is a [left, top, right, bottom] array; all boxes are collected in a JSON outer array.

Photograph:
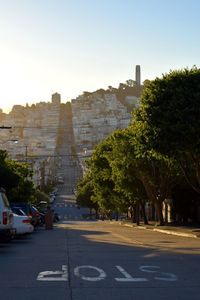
[[0, 0, 200, 112]]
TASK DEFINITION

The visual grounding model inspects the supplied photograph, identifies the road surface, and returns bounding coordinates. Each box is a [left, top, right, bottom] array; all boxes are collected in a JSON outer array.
[[1, 189, 200, 300]]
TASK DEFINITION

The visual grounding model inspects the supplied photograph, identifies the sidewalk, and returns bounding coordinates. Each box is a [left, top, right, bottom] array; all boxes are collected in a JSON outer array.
[[112, 220, 200, 238]]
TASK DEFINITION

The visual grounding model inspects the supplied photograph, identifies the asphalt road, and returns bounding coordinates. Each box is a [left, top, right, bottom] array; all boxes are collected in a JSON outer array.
[[1, 189, 200, 300]]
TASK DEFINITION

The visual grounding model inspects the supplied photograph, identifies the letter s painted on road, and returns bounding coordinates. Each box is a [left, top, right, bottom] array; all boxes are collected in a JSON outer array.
[[139, 265, 177, 281]]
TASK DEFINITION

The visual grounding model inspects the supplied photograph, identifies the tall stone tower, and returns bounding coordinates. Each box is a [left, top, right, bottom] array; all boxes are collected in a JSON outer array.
[[51, 92, 61, 105], [135, 65, 141, 86]]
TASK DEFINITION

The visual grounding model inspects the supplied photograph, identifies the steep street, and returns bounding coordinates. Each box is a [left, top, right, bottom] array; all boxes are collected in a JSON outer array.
[[55, 103, 82, 195]]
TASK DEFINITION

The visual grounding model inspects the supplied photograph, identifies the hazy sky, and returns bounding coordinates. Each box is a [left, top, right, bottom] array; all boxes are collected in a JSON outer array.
[[0, 0, 200, 112]]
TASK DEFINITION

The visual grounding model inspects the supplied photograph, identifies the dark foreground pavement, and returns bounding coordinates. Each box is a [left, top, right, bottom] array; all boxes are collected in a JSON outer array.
[[0, 225, 70, 300], [0, 220, 200, 300]]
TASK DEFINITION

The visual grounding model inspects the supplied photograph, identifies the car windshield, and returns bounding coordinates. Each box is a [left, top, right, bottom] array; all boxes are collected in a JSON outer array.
[[11, 203, 31, 215], [12, 207, 26, 216], [1, 193, 10, 208]]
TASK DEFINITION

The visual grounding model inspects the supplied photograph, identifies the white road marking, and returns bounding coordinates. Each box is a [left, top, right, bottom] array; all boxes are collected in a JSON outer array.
[[155, 272, 178, 281], [139, 265, 177, 281], [115, 266, 148, 282], [139, 266, 160, 273], [37, 264, 177, 283], [37, 265, 68, 281], [74, 265, 107, 281]]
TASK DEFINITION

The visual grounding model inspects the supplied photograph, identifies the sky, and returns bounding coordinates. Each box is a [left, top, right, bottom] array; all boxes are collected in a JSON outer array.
[[0, 0, 200, 112]]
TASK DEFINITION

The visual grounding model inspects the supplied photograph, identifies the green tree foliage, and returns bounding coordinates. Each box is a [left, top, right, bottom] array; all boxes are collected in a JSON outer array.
[[0, 150, 19, 190], [34, 189, 50, 205], [77, 67, 200, 224], [78, 125, 181, 225], [134, 67, 200, 192], [0, 150, 35, 203], [107, 129, 148, 224], [110, 128, 181, 225], [134, 152, 180, 225], [126, 79, 136, 87], [76, 172, 98, 211], [86, 138, 119, 213]]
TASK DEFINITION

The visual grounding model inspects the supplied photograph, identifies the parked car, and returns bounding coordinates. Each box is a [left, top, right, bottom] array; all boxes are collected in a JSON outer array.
[[10, 203, 42, 226], [0, 188, 15, 241], [13, 213, 34, 235], [30, 205, 43, 226], [11, 206, 27, 216]]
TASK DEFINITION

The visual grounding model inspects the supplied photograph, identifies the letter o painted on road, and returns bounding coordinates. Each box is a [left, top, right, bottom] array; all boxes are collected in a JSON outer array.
[[74, 265, 107, 281]]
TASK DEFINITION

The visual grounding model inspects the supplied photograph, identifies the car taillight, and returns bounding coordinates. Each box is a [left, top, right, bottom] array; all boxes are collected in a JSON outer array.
[[23, 219, 31, 224], [3, 211, 8, 225]]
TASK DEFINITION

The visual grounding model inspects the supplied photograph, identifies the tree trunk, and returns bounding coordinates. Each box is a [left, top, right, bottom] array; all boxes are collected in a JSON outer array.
[[155, 201, 164, 225], [136, 203, 140, 225], [89, 208, 92, 219], [132, 204, 137, 223], [95, 209, 99, 219], [141, 202, 148, 225]]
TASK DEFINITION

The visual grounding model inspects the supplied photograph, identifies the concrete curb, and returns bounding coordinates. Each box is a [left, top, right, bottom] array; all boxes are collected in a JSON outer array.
[[110, 221, 199, 238], [152, 228, 198, 238]]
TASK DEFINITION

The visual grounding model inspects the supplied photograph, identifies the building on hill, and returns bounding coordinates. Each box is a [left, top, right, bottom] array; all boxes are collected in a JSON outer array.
[[52, 93, 61, 105], [71, 92, 131, 153], [71, 65, 144, 154], [0, 94, 61, 188]]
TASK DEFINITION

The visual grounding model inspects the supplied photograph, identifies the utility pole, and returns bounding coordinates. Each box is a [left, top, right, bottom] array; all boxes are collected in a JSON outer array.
[[25, 145, 28, 162]]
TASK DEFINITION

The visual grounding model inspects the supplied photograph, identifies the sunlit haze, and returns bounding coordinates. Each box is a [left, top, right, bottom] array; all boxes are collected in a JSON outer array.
[[0, 0, 200, 112]]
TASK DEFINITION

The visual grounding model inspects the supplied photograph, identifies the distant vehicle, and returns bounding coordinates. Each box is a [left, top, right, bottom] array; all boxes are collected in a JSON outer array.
[[0, 188, 15, 241], [53, 188, 58, 195], [13, 213, 34, 235], [57, 176, 64, 184], [49, 193, 56, 203]]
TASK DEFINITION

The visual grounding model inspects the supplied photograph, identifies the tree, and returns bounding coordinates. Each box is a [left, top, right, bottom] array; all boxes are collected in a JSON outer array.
[[118, 83, 127, 90], [171, 182, 200, 224], [134, 152, 180, 225], [34, 189, 50, 206], [134, 67, 200, 193], [126, 79, 136, 87], [123, 121, 180, 225], [87, 138, 127, 218], [0, 150, 35, 203], [0, 150, 20, 190], [76, 172, 98, 216], [107, 129, 148, 224], [84, 126, 181, 225]]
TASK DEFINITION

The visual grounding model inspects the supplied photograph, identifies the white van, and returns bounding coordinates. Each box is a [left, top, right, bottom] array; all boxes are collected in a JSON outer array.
[[0, 188, 15, 240]]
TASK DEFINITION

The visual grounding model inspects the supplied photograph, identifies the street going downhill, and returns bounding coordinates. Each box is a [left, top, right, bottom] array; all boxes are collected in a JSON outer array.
[[1, 186, 200, 300]]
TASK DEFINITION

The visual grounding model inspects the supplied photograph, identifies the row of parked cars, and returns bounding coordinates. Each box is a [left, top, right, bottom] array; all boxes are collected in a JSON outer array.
[[0, 187, 51, 241]]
